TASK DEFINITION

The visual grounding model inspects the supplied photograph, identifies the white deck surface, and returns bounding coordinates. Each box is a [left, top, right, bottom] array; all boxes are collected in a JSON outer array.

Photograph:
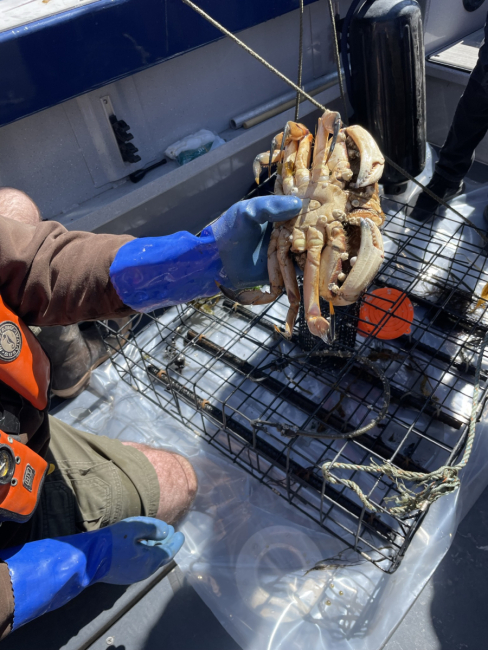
[[429, 28, 484, 72]]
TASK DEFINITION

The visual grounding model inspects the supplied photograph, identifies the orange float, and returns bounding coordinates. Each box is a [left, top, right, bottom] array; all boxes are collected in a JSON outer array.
[[358, 288, 414, 340]]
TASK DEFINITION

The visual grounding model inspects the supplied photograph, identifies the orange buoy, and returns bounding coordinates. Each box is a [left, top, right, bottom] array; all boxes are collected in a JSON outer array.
[[358, 288, 414, 340]]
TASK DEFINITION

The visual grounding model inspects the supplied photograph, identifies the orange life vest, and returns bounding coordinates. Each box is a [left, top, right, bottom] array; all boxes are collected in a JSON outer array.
[[0, 295, 49, 523]]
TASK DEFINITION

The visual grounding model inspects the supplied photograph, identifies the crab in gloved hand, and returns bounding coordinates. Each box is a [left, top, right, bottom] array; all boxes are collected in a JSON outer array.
[[231, 110, 385, 339]]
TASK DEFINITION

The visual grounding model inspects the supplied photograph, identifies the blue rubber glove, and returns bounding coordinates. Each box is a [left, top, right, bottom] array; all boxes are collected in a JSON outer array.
[[110, 196, 302, 312], [0, 516, 183, 630]]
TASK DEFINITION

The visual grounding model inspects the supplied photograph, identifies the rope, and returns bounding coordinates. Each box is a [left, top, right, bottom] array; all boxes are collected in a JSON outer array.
[[326, 0, 348, 119], [181, 0, 488, 243], [322, 331, 488, 516], [181, 0, 318, 109], [294, 0, 304, 121]]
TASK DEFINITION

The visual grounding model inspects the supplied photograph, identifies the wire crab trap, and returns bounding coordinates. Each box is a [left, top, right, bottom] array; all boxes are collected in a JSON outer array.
[[98, 196, 488, 574]]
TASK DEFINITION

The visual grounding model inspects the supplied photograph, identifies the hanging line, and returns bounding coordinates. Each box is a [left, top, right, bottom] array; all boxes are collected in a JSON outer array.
[[294, 0, 304, 121], [326, 0, 348, 119]]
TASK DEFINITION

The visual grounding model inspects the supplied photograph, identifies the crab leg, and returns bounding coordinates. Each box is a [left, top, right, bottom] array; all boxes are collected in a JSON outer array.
[[311, 113, 331, 185], [284, 121, 310, 143], [274, 174, 283, 195], [304, 226, 329, 338], [253, 142, 284, 185], [320, 110, 342, 165], [278, 121, 310, 197], [286, 122, 331, 337], [282, 136, 300, 196], [277, 227, 301, 338], [295, 132, 313, 195], [319, 221, 348, 302], [327, 131, 354, 187], [268, 132, 284, 178]]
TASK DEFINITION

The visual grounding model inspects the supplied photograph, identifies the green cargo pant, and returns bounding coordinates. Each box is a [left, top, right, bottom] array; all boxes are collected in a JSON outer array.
[[27, 416, 160, 540]]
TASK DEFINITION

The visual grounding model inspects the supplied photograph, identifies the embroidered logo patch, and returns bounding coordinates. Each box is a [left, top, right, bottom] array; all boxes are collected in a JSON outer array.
[[0, 322, 22, 362], [23, 464, 35, 492]]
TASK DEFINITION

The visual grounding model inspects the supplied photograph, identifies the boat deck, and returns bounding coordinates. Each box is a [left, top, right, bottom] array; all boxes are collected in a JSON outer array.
[[429, 28, 484, 72], [3, 484, 488, 650], [385, 484, 488, 649], [3, 455, 487, 650]]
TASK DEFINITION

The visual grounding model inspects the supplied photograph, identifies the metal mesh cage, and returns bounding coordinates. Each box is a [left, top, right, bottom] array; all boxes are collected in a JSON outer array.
[[297, 284, 360, 373], [97, 194, 488, 573]]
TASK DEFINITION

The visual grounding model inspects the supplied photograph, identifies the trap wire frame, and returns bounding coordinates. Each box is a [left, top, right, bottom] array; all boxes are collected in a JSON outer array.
[[98, 196, 488, 574]]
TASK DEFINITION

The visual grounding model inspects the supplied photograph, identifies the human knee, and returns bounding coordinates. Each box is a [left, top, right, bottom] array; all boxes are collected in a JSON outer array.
[[149, 449, 197, 524], [122, 442, 197, 524], [0, 187, 41, 224]]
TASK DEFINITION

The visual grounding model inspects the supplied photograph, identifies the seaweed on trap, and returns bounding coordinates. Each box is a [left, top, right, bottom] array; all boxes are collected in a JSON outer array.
[[423, 284, 480, 333]]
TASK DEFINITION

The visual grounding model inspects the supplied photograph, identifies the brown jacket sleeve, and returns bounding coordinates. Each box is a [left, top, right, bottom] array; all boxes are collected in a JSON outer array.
[[0, 563, 13, 639], [0, 215, 136, 326]]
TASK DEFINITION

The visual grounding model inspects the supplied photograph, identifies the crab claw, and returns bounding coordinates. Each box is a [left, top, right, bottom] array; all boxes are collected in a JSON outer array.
[[320, 218, 384, 306], [319, 221, 348, 302], [217, 282, 246, 302], [253, 144, 283, 185], [268, 133, 283, 179], [345, 125, 385, 188], [324, 112, 342, 165]]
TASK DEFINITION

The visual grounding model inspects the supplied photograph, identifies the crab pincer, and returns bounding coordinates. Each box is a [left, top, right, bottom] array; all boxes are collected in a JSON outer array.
[[323, 110, 342, 165]]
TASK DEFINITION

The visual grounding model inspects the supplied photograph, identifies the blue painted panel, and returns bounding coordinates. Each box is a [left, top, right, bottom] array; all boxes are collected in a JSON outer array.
[[0, 0, 316, 128]]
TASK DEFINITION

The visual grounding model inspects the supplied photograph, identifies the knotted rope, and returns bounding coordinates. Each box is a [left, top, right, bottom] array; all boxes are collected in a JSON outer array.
[[322, 331, 488, 516]]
